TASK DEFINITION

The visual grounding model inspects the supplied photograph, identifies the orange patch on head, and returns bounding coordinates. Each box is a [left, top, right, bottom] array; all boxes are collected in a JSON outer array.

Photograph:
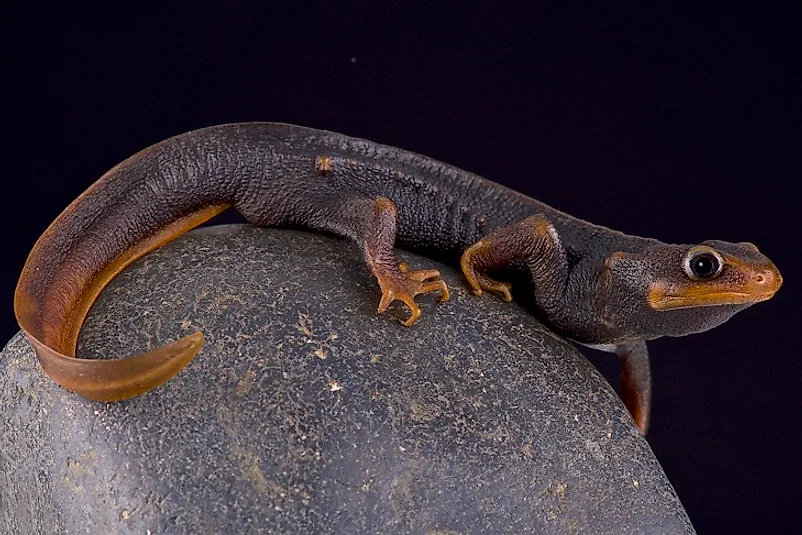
[[648, 251, 782, 311]]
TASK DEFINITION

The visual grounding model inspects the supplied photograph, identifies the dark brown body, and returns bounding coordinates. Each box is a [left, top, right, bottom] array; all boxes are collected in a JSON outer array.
[[15, 123, 781, 433], [18, 123, 645, 344]]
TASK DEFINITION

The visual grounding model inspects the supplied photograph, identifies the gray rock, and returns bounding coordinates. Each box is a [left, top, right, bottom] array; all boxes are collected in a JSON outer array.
[[1, 224, 695, 534]]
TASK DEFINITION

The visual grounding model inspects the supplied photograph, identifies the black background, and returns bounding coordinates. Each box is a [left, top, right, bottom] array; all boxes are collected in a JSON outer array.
[[5, 4, 800, 533]]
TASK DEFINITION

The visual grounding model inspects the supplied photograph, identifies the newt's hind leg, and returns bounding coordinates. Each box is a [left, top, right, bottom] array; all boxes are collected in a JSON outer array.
[[235, 167, 447, 325], [364, 198, 449, 326], [239, 193, 448, 326]]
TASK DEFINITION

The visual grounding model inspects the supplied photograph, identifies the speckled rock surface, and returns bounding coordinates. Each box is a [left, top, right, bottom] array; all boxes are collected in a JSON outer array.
[[1, 224, 695, 534]]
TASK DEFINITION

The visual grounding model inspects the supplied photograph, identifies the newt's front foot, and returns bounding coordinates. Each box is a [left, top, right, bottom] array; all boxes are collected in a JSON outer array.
[[375, 262, 450, 326], [461, 241, 514, 302], [460, 215, 569, 308]]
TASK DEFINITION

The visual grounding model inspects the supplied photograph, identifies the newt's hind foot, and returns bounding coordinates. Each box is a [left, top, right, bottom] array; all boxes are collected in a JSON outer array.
[[375, 262, 450, 326], [359, 197, 450, 326]]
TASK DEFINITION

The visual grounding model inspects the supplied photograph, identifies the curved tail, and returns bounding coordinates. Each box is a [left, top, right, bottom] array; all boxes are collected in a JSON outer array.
[[14, 129, 236, 401]]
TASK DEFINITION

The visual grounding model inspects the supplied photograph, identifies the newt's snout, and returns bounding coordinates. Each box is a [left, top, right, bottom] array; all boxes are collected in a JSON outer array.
[[727, 252, 783, 302], [751, 264, 782, 296]]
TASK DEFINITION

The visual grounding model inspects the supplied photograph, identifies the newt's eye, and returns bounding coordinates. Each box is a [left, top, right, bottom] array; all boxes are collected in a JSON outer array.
[[683, 247, 724, 280]]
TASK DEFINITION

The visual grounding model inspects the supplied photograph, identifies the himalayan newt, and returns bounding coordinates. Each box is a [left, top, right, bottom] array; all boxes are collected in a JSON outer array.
[[14, 123, 783, 434]]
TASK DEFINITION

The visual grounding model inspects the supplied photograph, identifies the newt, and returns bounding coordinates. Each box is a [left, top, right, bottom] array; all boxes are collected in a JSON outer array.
[[14, 123, 783, 434]]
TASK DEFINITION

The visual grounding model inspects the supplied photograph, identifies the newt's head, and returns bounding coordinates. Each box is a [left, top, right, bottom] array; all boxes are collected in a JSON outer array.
[[603, 240, 782, 340]]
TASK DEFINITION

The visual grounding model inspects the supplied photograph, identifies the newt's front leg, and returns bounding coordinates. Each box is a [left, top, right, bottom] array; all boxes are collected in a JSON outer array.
[[616, 341, 652, 434], [460, 214, 568, 311], [460, 215, 653, 434]]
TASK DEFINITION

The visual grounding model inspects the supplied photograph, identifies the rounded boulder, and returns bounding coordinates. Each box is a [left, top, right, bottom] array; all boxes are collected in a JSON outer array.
[[0, 224, 695, 534]]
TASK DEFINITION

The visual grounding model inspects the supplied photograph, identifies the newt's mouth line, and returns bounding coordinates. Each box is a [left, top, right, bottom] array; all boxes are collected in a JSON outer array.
[[649, 290, 778, 310]]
